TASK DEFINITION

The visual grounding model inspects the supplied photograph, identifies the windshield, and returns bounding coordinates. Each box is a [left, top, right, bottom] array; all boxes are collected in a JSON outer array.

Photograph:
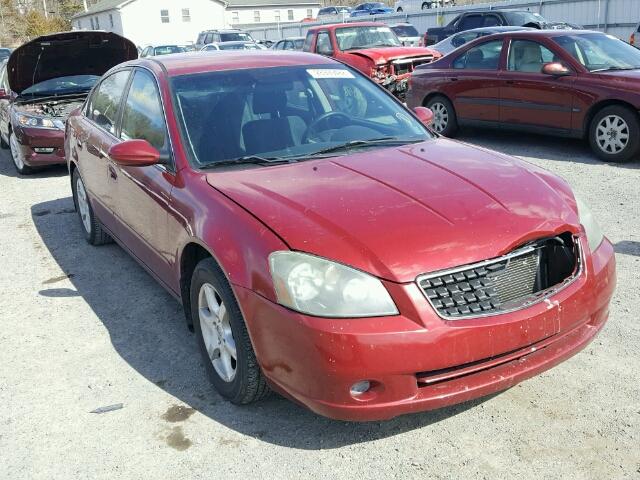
[[220, 32, 254, 42], [171, 65, 430, 167], [391, 25, 419, 37], [22, 75, 100, 96], [554, 33, 640, 71], [219, 43, 260, 50], [0, 49, 10, 61], [154, 45, 184, 55], [335, 26, 402, 50], [503, 12, 545, 25]]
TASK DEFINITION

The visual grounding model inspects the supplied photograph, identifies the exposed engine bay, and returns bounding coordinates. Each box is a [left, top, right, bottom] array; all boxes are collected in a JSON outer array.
[[16, 97, 85, 119]]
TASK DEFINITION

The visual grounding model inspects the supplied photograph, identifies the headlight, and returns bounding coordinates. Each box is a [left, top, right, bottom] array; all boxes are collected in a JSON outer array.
[[269, 251, 399, 318], [575, 195, 604, 252], [16, 113, 63, 130]]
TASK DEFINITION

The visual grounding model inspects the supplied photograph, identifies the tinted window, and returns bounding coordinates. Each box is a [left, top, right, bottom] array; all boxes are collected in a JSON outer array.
[[294, 39, 304, 49], [120, 70, 167, 152], [483, 15, 501, 27], [453, 40, 503, 69], [89, 70, 130, 134], [219, 32, 253, 42], [391, 25, 419, 37], [459, 14, 484, 30], [508, 40, 555, 72]]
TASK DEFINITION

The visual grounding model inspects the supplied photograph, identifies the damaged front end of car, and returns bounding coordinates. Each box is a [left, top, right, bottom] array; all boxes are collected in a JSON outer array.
[[371, 55, 439, 101]]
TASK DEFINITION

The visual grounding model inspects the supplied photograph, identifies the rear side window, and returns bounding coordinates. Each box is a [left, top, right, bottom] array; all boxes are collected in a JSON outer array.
[[483, 15, 501, 27], [120, 70, 168, 152], [459, 14, 484, 30], [508, 40, 556, 72], [453, 40, 503, 70], [197, 33, 206, 44], [88, 70, 130, 134], [204, 33, 214, 44]]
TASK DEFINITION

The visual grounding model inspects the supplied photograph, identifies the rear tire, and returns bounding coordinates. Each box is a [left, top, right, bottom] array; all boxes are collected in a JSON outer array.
[[426, 95, 458, 137], [588, 105, 640, 163], [9, 132, 34, 175], [191, 258, 270, 405], [71, 168, 112, 245]]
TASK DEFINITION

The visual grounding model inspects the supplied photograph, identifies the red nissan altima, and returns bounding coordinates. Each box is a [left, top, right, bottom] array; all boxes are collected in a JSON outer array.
[[65, 51, 615, 421]]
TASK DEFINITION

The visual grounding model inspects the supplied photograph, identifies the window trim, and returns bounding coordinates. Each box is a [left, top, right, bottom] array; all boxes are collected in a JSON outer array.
[[453, 38, 505, 70], [83, 68, 133, 140], [160, 9, 170, 23], [505, 38, 569, 74]]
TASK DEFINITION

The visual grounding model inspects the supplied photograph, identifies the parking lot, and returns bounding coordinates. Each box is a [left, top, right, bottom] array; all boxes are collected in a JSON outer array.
[[0, 131, 638, 479]]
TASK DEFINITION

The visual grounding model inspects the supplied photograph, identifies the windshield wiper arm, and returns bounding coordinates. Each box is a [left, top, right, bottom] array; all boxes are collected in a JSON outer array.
[[200, 155, 295, 169], [299, 137, 423, 158]]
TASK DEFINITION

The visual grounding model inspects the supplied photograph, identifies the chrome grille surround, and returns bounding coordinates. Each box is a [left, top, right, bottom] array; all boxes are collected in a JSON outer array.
[[416, 236, 583, 320]]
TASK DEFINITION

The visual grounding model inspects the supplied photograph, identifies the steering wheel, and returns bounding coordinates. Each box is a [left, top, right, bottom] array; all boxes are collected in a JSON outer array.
[[303, 112, 352, 143]]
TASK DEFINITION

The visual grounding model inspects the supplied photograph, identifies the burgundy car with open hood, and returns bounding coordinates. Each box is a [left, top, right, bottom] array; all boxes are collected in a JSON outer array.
[[65, 51, 615, 421], [0, 31, 136, 174]]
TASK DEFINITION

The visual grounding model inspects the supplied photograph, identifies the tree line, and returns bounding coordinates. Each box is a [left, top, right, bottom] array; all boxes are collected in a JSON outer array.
[[0, 0, 86, 47]]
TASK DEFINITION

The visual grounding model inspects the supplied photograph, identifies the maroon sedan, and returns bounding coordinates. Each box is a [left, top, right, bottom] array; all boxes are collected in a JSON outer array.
[[66, 51, 615, 421], [407, 30, 640, 163], [0, 31, 136, 174]]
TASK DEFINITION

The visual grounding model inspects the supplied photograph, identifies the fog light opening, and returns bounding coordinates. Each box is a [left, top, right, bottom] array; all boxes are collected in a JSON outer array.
[[34, 147, 55, 154], [350, 380, 371, 397]]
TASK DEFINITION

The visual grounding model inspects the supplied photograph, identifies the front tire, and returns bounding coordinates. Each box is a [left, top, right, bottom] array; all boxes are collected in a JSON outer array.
[[9, 132, 34, 175], [71, 168, 112, 245], [589, 105, 640, 163], [426, 95, 458, 137], [191, 258, 270, 404]]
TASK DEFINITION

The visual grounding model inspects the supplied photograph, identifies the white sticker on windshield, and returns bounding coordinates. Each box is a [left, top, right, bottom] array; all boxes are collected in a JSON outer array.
[[307, 69, 355, 79]]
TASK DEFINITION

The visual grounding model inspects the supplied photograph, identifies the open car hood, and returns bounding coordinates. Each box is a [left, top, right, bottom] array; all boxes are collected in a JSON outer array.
[[7, 31, 137, 94]]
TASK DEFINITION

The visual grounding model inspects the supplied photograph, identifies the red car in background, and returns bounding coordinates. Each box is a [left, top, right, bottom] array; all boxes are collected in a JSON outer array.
[[0, 31, 136, 174], [407, 30, 640, 163], [303, 22, 441, 99], [66, 51, 615, 421]]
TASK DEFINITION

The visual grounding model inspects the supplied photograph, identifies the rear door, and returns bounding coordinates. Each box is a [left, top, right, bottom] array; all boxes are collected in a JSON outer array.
[[78, 69, 132, 232], [499, 38, 575, 132], [111, 68, 178, 289], [448, 39, 505, 123]]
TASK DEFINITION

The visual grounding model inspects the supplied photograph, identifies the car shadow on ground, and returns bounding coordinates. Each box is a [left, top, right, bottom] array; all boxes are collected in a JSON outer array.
[[31, 196, 496, 450], [614, 240, 640, 257], [456, 128, 640, 169], [0, 150, 68, 179]]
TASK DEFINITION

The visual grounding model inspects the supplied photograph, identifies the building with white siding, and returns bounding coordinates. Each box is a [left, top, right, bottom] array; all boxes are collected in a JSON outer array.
[[72, 0, 320, 47]]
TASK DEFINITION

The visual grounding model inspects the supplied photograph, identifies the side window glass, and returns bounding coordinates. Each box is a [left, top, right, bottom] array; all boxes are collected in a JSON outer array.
[[483, 15, 500, 27], [285, 80, 311, 112], [453, 40, 503, 70], [508, 40, 556, 73], [303, 31, 314, 51], [316, 32, 333, 55], [460, 15, 483, 30], [205, 33, 213, 44], [89, 70, 130, 134], [120, 70, 168, 152]]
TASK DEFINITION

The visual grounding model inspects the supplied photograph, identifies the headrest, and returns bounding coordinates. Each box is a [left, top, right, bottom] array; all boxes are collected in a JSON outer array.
[[252, 88, 286, 114]]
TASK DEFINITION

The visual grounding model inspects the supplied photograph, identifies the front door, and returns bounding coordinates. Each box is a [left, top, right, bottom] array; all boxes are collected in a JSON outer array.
[[500, 39, 575, 132], [110, 68, 178, 291]]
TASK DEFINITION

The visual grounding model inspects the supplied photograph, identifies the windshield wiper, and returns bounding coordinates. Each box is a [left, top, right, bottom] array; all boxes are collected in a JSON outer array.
[[291, 137, 423, 159], [200, 155, 296, 169]]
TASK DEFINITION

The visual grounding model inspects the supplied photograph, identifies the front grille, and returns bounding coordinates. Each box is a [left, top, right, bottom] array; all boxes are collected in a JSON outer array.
[[391, 56, 434, 76], [417, 234, 580, 319]]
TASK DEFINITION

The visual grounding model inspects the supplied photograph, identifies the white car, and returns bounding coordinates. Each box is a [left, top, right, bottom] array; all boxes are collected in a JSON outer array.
[[394, 0, 453, 12]]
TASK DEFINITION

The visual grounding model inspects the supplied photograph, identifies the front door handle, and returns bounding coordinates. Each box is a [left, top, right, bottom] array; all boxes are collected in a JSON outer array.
[[108, 164, 118, 180]]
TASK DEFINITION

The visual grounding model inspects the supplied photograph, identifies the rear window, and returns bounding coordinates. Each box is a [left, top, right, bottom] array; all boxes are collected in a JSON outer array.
[[154, 45, 184, 55], [503, 11, 546, 26], [391, 25, 419, 37], [220, 32, 253, 42]]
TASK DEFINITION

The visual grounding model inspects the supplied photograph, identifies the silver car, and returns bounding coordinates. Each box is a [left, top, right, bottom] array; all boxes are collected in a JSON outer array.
[[431, 26, 534, 55], [200, 41, 263, 51], [389, 23, 421, 46]]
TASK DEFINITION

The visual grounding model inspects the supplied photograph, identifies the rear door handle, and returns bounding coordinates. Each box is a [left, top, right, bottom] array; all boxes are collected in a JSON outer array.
[[108, 164, 118, 180]]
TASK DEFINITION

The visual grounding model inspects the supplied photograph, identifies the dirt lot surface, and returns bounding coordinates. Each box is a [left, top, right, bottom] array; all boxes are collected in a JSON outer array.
[[0, 130, 639, 480]]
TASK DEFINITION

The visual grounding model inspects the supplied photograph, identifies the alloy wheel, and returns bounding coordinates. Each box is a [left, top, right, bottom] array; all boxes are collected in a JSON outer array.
[[75, 176, 92, 234], [430, 102, 449, 133], [9, 133, 25, 171], [595, 114, 629, 155], [198, 283, 237, 382]]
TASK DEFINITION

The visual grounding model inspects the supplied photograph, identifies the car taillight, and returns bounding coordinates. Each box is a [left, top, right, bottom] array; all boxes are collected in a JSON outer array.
[[631, 33, 636, 46], [419, 33, 427, 47]]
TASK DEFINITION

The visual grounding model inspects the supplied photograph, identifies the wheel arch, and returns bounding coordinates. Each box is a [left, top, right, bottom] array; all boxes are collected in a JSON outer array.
[[583, 99, 640, 138], [422, 91, 453, 107], [178, 240, 219, 331]]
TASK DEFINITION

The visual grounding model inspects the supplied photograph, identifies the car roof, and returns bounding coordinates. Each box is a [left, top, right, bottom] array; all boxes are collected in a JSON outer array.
[[135, 51, 337, 77], [490, 29, 601, 37], [307, 21, 383, 32]]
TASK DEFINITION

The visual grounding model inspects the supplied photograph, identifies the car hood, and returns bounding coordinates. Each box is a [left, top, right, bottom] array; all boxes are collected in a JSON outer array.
[[346, 47, 439, 65], [206, 139, 579, 283], [7, 31, 137, 94]]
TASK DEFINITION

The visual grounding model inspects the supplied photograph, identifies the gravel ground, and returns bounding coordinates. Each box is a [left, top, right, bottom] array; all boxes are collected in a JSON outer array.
[[0, 130, 639, 480]]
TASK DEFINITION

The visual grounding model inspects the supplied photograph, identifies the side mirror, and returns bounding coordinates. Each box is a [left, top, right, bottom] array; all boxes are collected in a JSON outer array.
[[0, 88, 9, 100], [414, 106, 434, 127], [108, 139, 161, 167], [541, 62, 571, 77]]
